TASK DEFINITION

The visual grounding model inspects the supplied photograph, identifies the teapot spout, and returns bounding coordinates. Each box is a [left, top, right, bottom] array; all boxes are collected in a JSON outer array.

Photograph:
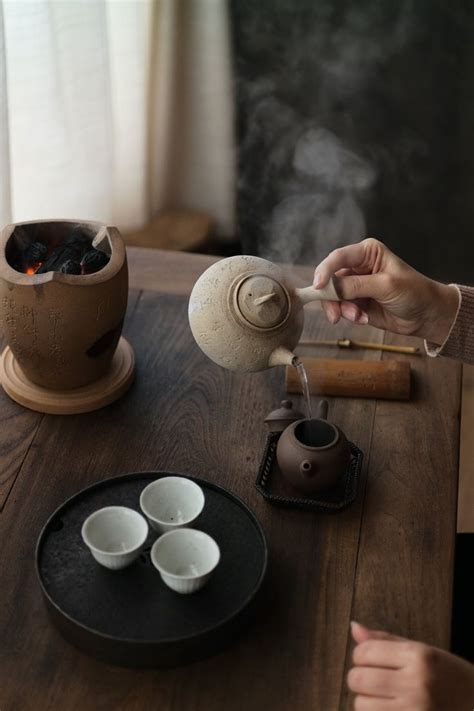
[[268, 346, 297, 368], [300, 460, 315, 477]]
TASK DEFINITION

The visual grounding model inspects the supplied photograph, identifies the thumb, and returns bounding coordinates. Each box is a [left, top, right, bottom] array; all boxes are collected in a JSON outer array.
[[350, 621, 406, 645], [337, 273, 389, 303]]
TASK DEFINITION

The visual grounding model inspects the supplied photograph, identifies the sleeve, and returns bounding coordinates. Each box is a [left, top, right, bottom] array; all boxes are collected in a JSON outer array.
[[425, 285, 474, 363]]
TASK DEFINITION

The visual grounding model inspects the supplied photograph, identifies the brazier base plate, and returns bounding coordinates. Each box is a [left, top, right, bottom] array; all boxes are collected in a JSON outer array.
[[0, 336, 135, 414]]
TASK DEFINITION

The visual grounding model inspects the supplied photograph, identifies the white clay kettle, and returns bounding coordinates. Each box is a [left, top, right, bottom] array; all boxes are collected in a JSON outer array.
[[188, 255, 341, 373]]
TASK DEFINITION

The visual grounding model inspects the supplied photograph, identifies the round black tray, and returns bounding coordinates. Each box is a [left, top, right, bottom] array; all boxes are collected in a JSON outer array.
[[36, 472, 268, 668]]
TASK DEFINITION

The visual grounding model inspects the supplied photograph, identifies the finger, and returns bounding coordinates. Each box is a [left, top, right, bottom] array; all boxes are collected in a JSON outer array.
[[351, 621, 375, 644], [340, 301, 369, 324], [353, 640, 413, 669], [353, 696, 400, 711], [347, 667, 398, 697], [336, 273, 391, 302], [335, 268, 354, 278], [351, 622, 406, 644], [314, 239, 382, 287], [321, 300, 342, 324]]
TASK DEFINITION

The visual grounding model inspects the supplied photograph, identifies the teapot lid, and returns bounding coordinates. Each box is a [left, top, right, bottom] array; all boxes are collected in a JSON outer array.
[[235, 274, 289, 329], [264, 399, 305, 425]]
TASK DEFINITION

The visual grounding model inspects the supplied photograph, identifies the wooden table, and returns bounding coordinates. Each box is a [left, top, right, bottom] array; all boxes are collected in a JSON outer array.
[[0, 247, 462, 711]]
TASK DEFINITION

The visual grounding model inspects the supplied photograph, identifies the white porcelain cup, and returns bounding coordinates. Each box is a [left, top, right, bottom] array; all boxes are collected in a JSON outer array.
[[151, 529, 220, 594], [139, 476, 205, 534], [81, 506, 148, 570]]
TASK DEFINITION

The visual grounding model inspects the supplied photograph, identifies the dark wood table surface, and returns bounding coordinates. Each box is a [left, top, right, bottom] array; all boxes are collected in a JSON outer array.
[[0, 247, 462, 711]]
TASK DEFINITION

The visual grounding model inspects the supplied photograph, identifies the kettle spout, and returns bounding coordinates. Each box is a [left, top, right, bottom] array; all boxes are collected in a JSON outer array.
[[268, 346, 297, 368]]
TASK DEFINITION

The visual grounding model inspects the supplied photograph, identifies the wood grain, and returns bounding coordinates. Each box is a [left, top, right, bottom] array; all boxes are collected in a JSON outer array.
[[0, 290, 140, 511], [127, 246, 218, 295], [458, 364, 474, 532], [126, 246, 316, 296], [286, 357, 411, 400], [0, 290, 384, 711], [0, 330, 43, 511], [339, 331, 461, 710], [0, 248, 464, 711]]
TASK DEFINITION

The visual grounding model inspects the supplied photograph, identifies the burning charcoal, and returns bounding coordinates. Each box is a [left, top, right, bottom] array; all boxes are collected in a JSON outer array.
[[35, 260, 53, 274], [36, 244, 81, 273], [64, 226, 94, 264], [80, 249, 109, 274], [59, 259, 81, 275], [65, 226, 93, 249], [23, 241, 47, 265]]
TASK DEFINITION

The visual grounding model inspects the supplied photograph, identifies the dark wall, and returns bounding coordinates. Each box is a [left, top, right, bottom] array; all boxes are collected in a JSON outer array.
[[230, 0, 474, 283]]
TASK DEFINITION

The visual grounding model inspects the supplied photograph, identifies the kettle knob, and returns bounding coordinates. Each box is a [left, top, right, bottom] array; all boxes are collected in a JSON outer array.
[[234, 274, 289, 329]]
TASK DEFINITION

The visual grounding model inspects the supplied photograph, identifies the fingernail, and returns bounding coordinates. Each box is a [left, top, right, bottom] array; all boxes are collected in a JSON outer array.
[[357, 312, 369, 325], [313, 272, 321, 288], [345, 307, 358, 322]]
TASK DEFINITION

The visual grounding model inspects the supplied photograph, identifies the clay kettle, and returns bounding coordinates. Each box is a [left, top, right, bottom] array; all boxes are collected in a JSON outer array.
[[276, 400, 351, 496], [188, 255, 340, 372]]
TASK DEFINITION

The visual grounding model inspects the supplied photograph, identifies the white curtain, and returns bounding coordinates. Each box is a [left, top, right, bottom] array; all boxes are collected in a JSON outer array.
[[0, 0, 236, 238], [0, 2, 11, 226]]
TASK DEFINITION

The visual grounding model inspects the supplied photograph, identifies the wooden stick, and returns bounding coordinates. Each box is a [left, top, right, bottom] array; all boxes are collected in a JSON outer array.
[[298, 338, 420, 355], [286, 357, 411, 400]]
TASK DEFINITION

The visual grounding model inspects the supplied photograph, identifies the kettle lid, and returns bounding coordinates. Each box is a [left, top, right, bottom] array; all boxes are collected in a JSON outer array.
[[234, 274, 290, 329]]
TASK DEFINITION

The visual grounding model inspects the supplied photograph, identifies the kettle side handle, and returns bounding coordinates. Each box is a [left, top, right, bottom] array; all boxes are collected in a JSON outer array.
[[295, 278, 341, 304]]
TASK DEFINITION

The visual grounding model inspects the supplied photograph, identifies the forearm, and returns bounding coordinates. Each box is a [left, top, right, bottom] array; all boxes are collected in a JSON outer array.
[[425, 285, 474, 364], [421, 282, 460, 345]]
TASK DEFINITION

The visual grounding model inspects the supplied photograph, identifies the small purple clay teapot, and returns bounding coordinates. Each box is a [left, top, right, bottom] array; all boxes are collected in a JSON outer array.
[[276, 400, 351, 496]]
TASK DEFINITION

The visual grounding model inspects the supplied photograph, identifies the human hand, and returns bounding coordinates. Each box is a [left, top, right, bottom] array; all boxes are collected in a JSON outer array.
[[313, 238, 459, 346], [348, 621, 474, 711]]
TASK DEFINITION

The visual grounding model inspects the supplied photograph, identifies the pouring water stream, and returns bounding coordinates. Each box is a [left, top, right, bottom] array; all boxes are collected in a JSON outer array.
[[293, 357, 312, 419]]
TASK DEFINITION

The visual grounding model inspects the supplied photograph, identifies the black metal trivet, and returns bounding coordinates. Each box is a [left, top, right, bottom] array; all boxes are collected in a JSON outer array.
[[255, 432, 363, 513]]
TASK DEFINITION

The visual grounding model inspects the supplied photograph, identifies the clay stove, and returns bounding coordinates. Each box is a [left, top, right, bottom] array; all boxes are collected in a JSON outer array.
[[0, 219, 135, 414]]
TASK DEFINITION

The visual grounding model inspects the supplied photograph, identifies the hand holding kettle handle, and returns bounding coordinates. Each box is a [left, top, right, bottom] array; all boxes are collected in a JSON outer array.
[[295, 277, 341, 304]]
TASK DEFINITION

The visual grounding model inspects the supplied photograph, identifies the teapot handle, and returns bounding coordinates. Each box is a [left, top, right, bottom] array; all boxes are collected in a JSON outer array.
[[295, 277, 341, 304]]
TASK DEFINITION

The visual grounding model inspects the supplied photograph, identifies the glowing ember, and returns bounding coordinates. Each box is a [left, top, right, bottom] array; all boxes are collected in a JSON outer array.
[[25, 263, 43, 275], [10, 227, 109, 276]]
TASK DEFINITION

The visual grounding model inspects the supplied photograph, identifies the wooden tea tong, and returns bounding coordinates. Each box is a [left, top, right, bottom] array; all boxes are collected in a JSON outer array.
[[298, 338, 420, 355]]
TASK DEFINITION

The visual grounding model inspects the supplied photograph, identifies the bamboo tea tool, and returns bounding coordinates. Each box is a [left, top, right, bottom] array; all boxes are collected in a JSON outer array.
[[298, 339, 419, 355], [286, 357, 411, 400]]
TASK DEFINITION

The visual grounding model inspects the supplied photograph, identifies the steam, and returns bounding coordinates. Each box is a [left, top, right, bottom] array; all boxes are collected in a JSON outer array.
[[234, 1, 415, 265], [266, 128, 375, 264], [241, 96, 376, 265]]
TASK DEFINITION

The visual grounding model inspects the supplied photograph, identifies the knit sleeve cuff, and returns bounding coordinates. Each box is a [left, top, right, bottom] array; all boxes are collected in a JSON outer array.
[[424, 285, 474, 361]]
